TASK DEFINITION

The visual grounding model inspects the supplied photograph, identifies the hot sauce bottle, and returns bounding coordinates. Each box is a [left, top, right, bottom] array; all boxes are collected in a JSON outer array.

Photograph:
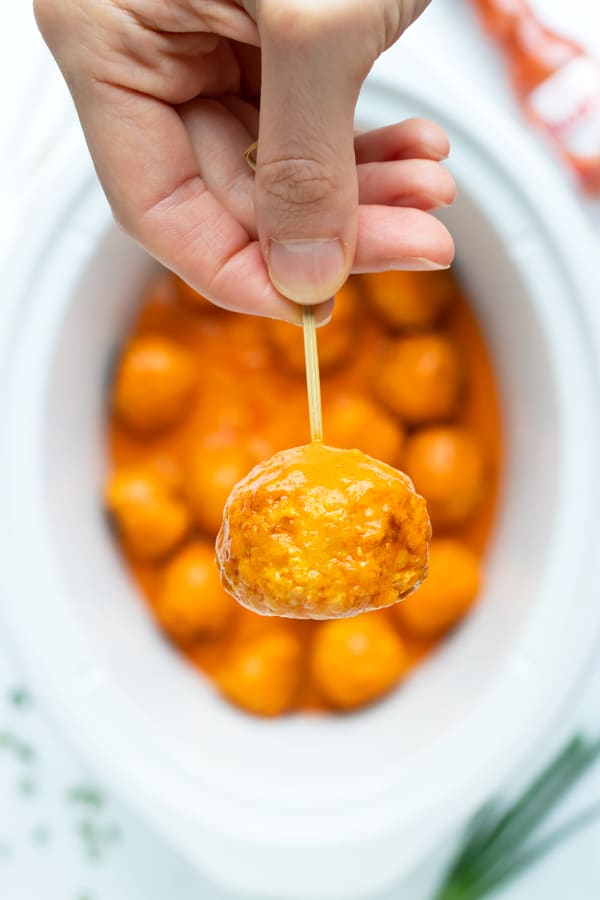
[[472, 0, 600, 195]]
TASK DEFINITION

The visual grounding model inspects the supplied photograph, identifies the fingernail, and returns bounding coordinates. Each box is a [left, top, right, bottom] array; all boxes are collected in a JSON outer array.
[[397, 258, 451, 272], [267, 238, 346, 304], [353, 259, 452, 275], [424, 144, 450, 161], [315, 298, 335, 327]]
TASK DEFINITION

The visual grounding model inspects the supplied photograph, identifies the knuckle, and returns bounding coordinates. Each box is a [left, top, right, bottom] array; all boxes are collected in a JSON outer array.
[[259, 1, 324, 43], [258, 157, 337, 210]]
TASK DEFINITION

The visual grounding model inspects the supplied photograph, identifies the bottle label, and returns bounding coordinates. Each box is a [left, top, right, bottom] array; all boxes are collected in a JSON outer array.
[[528, 56, 600, 158]]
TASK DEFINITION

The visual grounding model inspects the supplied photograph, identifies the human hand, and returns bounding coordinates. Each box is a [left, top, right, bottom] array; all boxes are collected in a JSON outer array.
[[35, 0, 455, 323]]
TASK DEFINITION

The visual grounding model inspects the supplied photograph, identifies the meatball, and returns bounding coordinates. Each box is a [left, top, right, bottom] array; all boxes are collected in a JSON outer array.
[[266, 279, 359, 374], [395, 538, 481, 637], [241, 383, 309, 458], [216, 629, 303, 716], [105, 465, 190, 560], [191, 370, 260, 441], [363, 269, 456, 331], [403, 426, 485, 528], [113, 335, 196, 435], [310, 614, 407, 709], [225, 315, 274, 373], [373, 333, 463, 425], [186, 442, 257, 536], [155, 541, 236, 644], [323, 391, 405, 466], [216, 443, 431, 619]]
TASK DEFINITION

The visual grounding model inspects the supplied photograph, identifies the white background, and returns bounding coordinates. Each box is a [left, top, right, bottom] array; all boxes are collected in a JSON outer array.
[[1, 1, 600, 899]]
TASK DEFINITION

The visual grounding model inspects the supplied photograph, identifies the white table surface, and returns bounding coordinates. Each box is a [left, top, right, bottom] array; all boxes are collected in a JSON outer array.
[[2, 2, 600, 899]]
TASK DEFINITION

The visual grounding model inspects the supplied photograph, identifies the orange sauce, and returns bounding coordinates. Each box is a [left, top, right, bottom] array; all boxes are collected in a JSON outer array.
[[108, 270, 503, 714]]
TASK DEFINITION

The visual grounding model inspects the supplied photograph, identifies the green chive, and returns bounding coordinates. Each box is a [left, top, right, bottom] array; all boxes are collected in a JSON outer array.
[[434, 734, 600, 900]]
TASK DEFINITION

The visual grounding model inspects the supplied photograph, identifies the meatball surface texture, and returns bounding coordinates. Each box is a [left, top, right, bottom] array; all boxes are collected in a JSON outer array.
[[216, 443, 430, 619]]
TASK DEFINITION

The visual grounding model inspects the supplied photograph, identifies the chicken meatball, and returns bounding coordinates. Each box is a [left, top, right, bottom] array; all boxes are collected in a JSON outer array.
[[373, 333, 463, 425], [363, 269, 456, 331], [113, 335, 196, 435], [216, 629, 303, 716], [323, 391, 405, 466], [216, 443, 431, 619], [395, 538, 481, 636], [105, 465, 190, 560], [155, 541, 236, 644], [310, 614, 407, 709], [186, 442, 257, 536], [403, 426, 485, 528]]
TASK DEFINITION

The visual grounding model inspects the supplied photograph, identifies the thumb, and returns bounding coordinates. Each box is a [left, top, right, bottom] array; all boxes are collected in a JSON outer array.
[[255, 6, 369, 305]]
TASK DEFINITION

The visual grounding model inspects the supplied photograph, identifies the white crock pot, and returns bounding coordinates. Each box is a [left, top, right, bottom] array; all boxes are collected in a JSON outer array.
[[1, 55, 600, 900]]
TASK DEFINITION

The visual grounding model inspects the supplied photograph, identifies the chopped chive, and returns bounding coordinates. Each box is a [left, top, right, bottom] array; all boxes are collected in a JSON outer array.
[[16, 743, 35, 763], [0, 730, 36, 762], [8, 686, 32, 709], [78, 820, 104, 860], [18, 776, 36, 796], [69, 785, 105, 809]]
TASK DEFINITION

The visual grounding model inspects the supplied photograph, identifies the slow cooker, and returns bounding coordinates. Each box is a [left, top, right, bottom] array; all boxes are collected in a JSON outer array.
[[1, 51, 599, 900]]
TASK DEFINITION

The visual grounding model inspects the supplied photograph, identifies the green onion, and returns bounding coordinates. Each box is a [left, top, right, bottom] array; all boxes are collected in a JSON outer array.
[[433, 735, 600, 900]]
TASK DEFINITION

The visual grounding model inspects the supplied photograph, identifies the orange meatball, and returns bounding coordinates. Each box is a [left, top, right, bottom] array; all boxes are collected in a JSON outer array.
[[323, 391, 405, 466], [310, 614, 407, 709], [113, 335, 196, 435], [395, 539, 481, 637], [266, 279, 360, 374], [186, 441, 257, 535], [245, 412, 308, 460], [363, 269, 456, 331], [105, 465, 190, 560], [217, 443, 430, 619], [142, 452, 185, 494], [216, 630, 303, 716], [154, 541, 236, 644], [224, 315, 274, 373], [403, 426, 485, 528], [373, 334, 463, 425], [191, 375, 259, 442], [232, 380, 308, 459]]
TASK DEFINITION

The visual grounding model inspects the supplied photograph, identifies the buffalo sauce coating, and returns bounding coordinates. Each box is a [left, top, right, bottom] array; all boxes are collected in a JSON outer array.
[[108, 271, 502, 713], [216, 443, 431, 619]]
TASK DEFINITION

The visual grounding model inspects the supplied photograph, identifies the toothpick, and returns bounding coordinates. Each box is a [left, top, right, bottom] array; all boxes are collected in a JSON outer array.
[[302, 305, 323, 443]]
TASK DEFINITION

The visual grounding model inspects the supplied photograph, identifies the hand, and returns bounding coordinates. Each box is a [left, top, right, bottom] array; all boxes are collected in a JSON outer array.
[[35, 0, 455, 323]]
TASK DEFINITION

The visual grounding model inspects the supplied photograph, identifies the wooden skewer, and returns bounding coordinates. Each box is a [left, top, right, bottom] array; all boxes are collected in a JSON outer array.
[[302, 304, 323, 443], [244, 140, 324, 445]]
